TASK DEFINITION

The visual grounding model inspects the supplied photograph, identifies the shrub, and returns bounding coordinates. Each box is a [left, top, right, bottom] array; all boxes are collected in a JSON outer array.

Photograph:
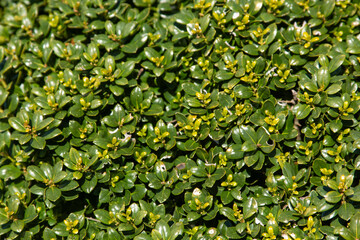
[[1, 0, 360, 239]]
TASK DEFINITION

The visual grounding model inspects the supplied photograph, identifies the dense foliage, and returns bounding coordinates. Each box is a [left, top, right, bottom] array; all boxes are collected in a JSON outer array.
[[1, 0, 360, 239]]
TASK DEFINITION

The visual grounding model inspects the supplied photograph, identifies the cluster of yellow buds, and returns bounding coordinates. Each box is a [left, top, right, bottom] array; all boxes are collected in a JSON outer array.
[[64, 219, 79, 234], [219, 107, 230, 122], [120, 207, 133, 222], [333, 30, 343, 42], [137, 125, 148, 138], [47, 95, 59, 110], [196, 91, 211, 105], [351, 90, 360, 101], [213, 10, 226, 26], [3, 206, 14, 219], [74, 156, 83, 171], [191, 22, 202, 35], [295, 0, 310, 11], [338, 174, 348, 191], [264, 110, 280, 133], [111, 175, 119, 187], [262, 226, 276, 240], [335, 0, 350, 8], [182, 170, 192, 180], [194, 0, 212, 10], [148, 212, 160, 226], [200, 112, 214, 125], [235, 13, 250, 30], [15, 191, 26, 201], [181, 56, 191, 67], [186, 226, 200, 237], [246, 60, 256, 73], [197, 57, 210, 71], [221, 174, 237, 189], [181, 115, 202, 137], [302, 92, 314, 105], [339, 101, 353, 116], [79, 98, 90, 111], [303, 216, 316, 234], [79, 127, 87, 139], [135, 151, 147, 164], [233, 203, 243, 221], [83, 76, 101, 89], [275, 152, 289, 169], [299, 141, 313, 156], [300, 32, 319, 49], [215, 45, 229, 54], [337, 128, 350, 142], [241, 72, 258, 83], [289, 182, 299, 195], [252, 26, 270, 45], [148, 32, 161, 46], [154, 127, 170, 143], [327, 145, 344, 163], [309, 122, 322, 135], [48, 13, 59, 28], [294, 202, 307, 214], [225, 59, 238, 73], [43, 85, 55, 95], [218, 153, 227, 167], [276, 66, 290, 83], [107, 137, 121, 150], [24, 120, 34, 134], [265, 0, 285, 12], [194, 198, 210, 212], [235, 103, 250, 116], [320, 168, 333, 183], [97, 149, 109, 160], [58, 71, 76, 89], [150, 56, 164, 67]]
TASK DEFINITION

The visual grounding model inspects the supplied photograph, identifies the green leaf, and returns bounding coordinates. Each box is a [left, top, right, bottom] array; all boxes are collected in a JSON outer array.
[[27, 165, 47, 182], [294, 104, 311, 120], [46, 186, 61, 202], [234, 85, 253, 98], [338, 202, 355, 221], [350, 212, 360, 238], [239, 125, 257, 144], [94, 209, 112, 225], [215, 70, 233, 81], [155, 219, 170, 240], [0, 165, 21, 180], [43, 228, 57, 240], [241, 141, 257, 152], [31, 136, 46, 149], [130, 87, 143, 109], [35, 117, 54, 131], [144, 104, 163, 116], [329, 54, 345, 73], [184, 139, 199, 151], [169, 222, 183, 240], [11, 219, 24, 233], [316, 67, 330, 90], [347, 35, 360, 54], [324, 191, 342, 203], [187, 212, 201, 222], [219, 92, 234, 108], [8, 117, 26, 132], [243, 197, 258, 219]]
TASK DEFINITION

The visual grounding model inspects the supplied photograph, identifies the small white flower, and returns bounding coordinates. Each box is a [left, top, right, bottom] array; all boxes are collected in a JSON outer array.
[[193, 188, 201, 196], [208, 228, 216, 235]]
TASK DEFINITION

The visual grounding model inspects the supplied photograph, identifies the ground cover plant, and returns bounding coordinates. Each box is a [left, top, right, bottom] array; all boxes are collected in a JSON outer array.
[[1, 0, 360, 239]]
